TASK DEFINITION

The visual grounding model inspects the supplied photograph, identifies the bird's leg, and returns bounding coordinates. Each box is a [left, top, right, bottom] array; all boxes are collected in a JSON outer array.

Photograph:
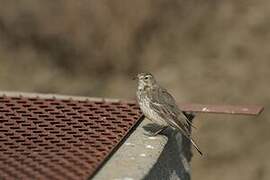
[[153, 126, 168, 135], [145, 126, 168, 136]]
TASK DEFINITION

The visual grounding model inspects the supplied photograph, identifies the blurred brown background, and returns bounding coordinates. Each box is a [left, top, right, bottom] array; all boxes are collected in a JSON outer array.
[[0, 1, 269, 179]]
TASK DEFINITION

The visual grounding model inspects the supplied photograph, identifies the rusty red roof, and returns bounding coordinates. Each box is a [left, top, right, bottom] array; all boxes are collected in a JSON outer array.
[[0, 95, 142, 180]]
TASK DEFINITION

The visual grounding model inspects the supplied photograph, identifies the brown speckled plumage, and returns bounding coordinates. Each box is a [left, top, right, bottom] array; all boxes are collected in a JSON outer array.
[[135, 72, 202, 155]]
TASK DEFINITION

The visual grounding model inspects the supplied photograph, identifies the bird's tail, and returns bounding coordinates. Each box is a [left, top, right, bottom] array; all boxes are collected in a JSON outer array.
[[190, 138, 203, 156]]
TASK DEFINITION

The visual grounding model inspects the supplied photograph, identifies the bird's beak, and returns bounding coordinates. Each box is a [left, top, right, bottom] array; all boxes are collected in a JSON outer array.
[[132, 75, 137, 80]]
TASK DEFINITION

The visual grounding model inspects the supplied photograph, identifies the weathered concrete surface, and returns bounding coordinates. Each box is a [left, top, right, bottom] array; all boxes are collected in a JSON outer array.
[[94, 119, 168, 180], [94, 117, 193, 180]]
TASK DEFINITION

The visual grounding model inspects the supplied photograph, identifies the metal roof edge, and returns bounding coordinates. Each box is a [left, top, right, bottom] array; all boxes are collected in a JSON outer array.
[[0, 91, 136, 104]]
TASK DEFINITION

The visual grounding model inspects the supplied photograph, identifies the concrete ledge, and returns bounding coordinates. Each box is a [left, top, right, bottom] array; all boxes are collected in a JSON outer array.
[[94, 117, 192, 180], [94, 118, 168, 180]]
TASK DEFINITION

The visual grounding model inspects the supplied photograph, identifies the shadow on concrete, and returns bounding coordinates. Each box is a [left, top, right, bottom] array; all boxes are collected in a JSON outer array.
[[142, 113, 194, 180]]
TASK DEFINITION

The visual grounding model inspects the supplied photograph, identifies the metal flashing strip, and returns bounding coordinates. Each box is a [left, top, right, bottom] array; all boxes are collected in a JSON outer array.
[[179, 104, 264, 116]]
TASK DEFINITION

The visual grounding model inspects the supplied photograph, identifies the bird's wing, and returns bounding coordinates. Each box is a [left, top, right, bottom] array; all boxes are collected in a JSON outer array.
[[148, 86, 203, 156], [148, 86, 192, 137]]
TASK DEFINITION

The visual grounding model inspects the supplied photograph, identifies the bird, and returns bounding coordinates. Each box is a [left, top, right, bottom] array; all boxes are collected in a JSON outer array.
[[135, 72, 203, 156]]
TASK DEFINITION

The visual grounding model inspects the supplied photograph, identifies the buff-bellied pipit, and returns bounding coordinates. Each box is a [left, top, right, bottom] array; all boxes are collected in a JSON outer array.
[[135, 72, 202, 155]]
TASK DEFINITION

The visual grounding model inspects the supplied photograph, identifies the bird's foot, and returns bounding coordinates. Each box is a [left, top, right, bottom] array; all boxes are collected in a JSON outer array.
[[143, 132, 157, 137], [144, 126, 168, 136]]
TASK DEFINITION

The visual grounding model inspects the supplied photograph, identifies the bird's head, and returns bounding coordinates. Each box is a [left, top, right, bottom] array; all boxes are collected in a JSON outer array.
[[135, 72, 157, 89]]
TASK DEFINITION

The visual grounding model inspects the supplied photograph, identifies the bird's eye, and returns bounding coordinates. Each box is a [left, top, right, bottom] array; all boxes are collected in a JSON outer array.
[[144, 76, 149, 80]]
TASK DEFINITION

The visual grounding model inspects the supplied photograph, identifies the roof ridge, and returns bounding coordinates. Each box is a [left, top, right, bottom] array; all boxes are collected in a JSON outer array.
[[0, 91, 137, 104]]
